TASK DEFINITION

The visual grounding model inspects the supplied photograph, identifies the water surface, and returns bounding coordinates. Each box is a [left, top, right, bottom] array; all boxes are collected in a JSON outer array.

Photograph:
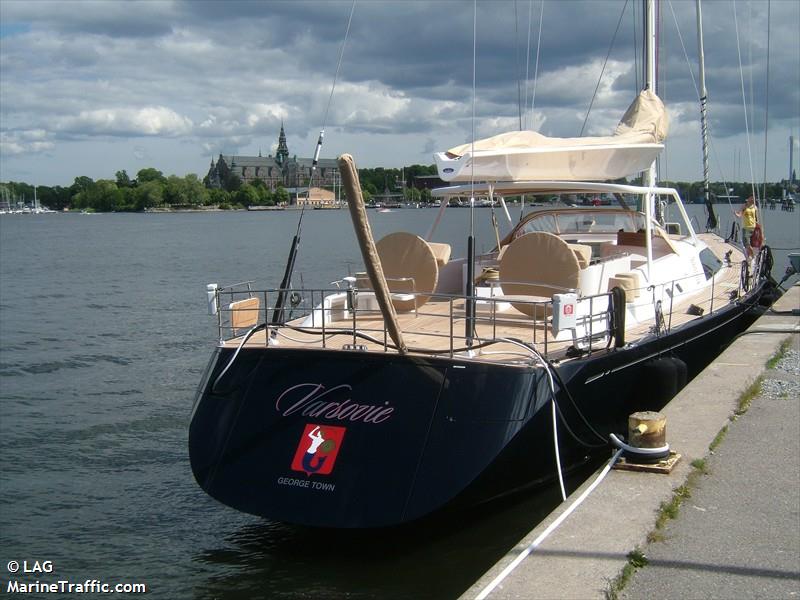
[[1, 205, 797, 598]]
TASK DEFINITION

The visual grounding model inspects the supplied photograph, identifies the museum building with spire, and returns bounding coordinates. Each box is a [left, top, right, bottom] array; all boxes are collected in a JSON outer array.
[[205, 123, 339, 198]]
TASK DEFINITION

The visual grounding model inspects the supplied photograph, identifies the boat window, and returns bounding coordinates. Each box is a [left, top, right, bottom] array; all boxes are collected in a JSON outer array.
[[513, 213, 558, 238], [555, 212, 646, 234], [512, 210, 650, 239], [699, 248, 722, 280]]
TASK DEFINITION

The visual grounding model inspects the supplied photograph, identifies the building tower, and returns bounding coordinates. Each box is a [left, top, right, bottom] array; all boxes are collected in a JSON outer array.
[[276, 122, 289, 166]]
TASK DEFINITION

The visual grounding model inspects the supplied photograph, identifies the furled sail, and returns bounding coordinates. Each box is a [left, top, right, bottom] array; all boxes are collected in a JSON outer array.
[[435, 89, 669, 182]]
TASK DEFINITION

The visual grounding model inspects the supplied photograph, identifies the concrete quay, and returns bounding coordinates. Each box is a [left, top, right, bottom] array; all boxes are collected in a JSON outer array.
[[462, 283, 800, 600]]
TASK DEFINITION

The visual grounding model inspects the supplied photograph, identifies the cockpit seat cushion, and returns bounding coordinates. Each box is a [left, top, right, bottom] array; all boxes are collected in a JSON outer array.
[[608, 275, 638, 302], [427, 242, 452, 266], [499, 232, 581, 317], [567, 243, 592, 269], [375, 232, 439, 311]]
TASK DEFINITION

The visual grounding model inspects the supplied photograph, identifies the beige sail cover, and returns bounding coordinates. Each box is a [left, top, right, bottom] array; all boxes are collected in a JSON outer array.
[[446, 89, 669, 157], [338, 153, 407, 354]]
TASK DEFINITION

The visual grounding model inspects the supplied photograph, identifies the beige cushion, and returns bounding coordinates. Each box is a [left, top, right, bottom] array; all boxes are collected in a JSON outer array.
[[618, 271, 643, 297], [375, 232, 439, 311], [568, 243, 592, 269], [427, 242, 452, 266], [499, 232, 580, 317], [617, 229, 679, 255], [608, 276, 636, 302], [229, 296, 260, 330]]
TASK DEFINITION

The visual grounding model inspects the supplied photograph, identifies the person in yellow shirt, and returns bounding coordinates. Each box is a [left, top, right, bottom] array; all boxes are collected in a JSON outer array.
[[735, 196, 758, 259]]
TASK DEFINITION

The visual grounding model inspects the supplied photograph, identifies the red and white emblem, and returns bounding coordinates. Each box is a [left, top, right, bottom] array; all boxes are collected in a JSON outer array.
[[291, 424, 346, 476]]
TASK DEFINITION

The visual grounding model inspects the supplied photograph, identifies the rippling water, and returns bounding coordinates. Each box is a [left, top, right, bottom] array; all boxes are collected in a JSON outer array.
[[1, 205, 797, 598]]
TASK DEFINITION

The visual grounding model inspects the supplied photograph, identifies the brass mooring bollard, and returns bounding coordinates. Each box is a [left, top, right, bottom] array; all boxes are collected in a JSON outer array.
[[628, 411, 667, 450], [614, 410, 680, 473]]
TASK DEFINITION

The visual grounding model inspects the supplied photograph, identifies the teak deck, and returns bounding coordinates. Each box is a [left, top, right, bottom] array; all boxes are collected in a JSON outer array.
[[224, 234, 745, 366]]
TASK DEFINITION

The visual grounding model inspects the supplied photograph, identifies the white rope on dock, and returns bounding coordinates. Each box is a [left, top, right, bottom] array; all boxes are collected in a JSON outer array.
[[475, 447, 625, 600]]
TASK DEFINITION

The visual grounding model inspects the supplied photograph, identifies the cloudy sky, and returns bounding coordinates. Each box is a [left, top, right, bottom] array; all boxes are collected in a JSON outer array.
[[1, 0, 797, 187]]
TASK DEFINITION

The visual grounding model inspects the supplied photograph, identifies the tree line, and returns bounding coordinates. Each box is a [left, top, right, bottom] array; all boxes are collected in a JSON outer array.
[[0, 164, 441, 212], [1, 169, 212, 212], [0, 164, 791, 213]]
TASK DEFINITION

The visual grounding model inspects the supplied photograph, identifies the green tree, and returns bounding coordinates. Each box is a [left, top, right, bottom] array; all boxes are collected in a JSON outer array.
[[223, 173, 242, 192], [137, 167, 165, 184], [208, 188, 230, 207], [405, 187, 421, 203], [69, 176, 94, 205], [118, 187, 136, 211], [260, 187, 275, 206], [161, 174, 208, 206], [92, 180, 123, 212], [37, 185, 70, 211], [134, 180, 164, 210], [235, 184, 260, 207], [274, 186, 289, 206], [115, 170, 133, 188], [72, 179, 122, 212], [184, 174, 209, 206], [249, 178, 271, 206]]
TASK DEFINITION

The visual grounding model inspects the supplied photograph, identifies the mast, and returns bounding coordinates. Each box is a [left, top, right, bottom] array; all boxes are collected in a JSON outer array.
[[643, 0, 656, 278], [464, 0, 478, 347], [696, 0, 717, 230]]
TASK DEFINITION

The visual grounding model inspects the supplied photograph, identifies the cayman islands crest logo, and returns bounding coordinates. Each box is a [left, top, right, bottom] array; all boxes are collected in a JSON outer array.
[[291, 424, 346, 476]]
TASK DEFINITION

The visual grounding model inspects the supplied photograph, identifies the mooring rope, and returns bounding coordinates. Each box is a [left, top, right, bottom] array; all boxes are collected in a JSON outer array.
[[475, 447, 625, 600]]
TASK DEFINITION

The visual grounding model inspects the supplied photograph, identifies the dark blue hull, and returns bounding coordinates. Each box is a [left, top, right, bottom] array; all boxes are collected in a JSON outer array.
[[189, 283, 771, 528]]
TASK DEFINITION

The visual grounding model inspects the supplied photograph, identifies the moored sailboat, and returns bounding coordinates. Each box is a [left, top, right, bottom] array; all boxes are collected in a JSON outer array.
[[188, 0, 779, 528]]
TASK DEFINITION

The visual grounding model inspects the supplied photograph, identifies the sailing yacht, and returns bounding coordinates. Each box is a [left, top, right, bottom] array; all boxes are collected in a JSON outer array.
[[189, 0, 778, 528]]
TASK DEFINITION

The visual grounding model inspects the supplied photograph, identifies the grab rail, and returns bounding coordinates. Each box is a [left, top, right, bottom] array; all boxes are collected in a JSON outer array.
[[209, 284, 623, 362], [208, 258, 742, 360]]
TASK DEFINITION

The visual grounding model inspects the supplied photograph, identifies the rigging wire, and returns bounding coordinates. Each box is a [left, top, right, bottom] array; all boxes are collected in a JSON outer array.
[[321, 1, 356, 132], [580, 0, 629, 137], [515, 0, 523, 131], [271, 1, 355, 326], [762, 0, 771, 204], [306, 0, 356, 200], [529, 1, 544, 129], [666, 1, 736, 219], [523, 0, 532, 130], [658, 0, 667, 184], [732, 0, 759, 205], [655, 0, 661, 93], [633, 0, 640, 93]]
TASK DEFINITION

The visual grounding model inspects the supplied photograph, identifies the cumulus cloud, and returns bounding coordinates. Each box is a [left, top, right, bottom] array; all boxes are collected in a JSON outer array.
[[0, 129, 55, 155], [0, 0, 797, 185], [54, 107, 194, 137]]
